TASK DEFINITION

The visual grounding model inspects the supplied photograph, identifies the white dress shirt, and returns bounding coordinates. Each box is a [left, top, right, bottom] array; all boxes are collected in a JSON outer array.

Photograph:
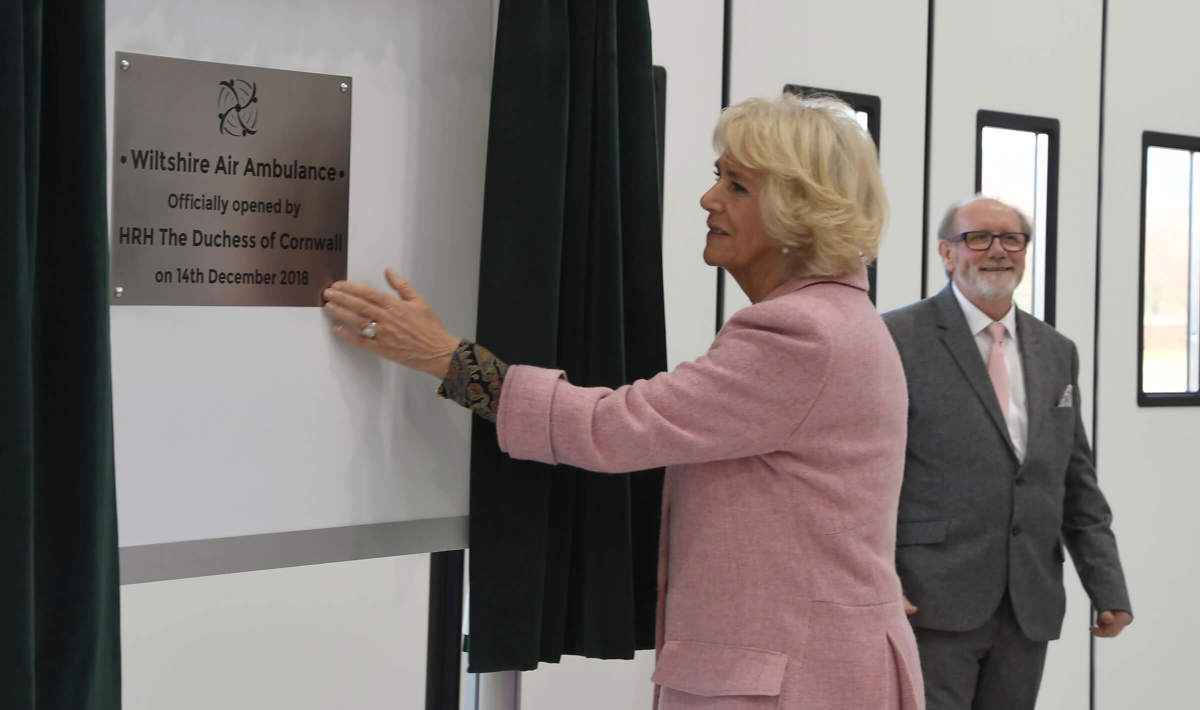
[[952, 282, 1028, 461]]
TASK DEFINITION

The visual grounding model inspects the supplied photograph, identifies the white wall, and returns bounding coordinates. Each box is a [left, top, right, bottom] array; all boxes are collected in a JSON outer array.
[[926, 3, 1106, 706], [1096, 1, 1200, 706], [655, 0, 727, 370], [724, 0, 929, 319]]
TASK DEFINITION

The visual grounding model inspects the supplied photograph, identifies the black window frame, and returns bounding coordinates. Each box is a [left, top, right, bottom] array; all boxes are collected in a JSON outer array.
[[974, 109, 1060, 326], [653, 65, 667, 217], [1137, 130, 1200, 407], [783, 84, 881, 304]]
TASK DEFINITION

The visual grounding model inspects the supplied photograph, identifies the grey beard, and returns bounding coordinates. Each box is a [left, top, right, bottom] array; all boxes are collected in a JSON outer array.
[[963, 268, 1021, 300]]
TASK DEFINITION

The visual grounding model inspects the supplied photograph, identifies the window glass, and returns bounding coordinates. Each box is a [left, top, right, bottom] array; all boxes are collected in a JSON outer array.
[[1142, 144, 1200, 396], [979, 125, 1051, 320]]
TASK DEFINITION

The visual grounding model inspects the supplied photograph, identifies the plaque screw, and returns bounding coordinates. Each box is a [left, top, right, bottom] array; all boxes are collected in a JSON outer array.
[[114, 286, 124, 298], [340, 82, 349, 93], [120, 59, 130, 72]]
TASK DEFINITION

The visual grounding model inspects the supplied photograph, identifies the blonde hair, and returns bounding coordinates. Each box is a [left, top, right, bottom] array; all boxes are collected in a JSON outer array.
[[713, 93, 887, 278]]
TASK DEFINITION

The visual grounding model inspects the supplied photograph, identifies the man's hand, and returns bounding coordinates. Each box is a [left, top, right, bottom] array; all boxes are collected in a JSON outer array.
[[1091, 610, 1132, 638], [903, 595, 918, 615]]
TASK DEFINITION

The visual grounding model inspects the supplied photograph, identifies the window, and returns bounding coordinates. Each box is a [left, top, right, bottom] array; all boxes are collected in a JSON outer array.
[[1139, 132, 1200, 405], [975, 110, 1059, 325], [784, 84, 881, 303]]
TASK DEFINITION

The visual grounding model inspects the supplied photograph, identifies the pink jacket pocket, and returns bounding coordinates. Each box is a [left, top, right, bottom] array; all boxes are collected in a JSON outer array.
[[652, 640, 788, 697]]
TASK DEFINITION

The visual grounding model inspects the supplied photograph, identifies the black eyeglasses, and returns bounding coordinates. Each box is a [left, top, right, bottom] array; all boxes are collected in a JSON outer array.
[[955, 231, 1030, 252]]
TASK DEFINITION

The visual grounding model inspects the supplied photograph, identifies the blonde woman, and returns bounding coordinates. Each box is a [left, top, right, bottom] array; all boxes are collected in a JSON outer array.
[[323, 94, 923, 709]]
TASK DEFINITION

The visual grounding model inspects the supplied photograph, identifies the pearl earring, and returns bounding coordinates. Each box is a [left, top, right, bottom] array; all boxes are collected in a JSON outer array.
[[781, 247, 790, 255]]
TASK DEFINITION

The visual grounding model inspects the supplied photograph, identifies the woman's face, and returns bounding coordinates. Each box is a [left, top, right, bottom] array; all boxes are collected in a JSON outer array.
[[700, 156, 780, 283]]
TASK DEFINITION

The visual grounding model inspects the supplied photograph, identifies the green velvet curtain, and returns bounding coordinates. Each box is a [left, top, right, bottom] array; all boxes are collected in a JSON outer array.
[[1, 0, 123, 707], [468, 0, 666, 672]]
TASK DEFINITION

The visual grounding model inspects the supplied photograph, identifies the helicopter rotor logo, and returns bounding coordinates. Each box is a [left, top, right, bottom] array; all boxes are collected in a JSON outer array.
[[218, 79, 258, 136]]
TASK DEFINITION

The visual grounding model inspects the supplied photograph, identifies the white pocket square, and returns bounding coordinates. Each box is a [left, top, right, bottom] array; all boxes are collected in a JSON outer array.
[[1056, 385, 1074, 408]]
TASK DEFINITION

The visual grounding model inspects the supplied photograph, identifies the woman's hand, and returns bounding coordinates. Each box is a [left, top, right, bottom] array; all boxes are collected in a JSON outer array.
[[323, 268, 461, 378]]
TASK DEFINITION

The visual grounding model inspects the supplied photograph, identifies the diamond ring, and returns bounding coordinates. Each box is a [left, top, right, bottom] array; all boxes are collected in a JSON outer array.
[[360, 321, 378, 339]]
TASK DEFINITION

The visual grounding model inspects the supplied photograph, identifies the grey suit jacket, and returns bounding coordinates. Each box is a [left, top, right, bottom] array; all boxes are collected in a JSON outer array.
[[883, 285, 1131, 642]]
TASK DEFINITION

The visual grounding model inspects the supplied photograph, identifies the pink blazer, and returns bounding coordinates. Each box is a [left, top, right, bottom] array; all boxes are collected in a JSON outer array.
[[497, 270, 923, 710]]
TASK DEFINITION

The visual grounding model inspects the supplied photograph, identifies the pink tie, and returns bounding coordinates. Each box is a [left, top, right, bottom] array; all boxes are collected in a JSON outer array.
[[986, 322, 1009, 419]]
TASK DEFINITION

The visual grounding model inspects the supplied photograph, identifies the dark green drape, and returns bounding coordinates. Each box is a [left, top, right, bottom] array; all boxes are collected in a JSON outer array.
[[468, 0, 666, 672], [1, 0, 122, 707]]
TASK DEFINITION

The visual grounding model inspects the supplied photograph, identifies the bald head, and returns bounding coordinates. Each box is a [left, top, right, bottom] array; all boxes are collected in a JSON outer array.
[[937, 196, 1032, 245]]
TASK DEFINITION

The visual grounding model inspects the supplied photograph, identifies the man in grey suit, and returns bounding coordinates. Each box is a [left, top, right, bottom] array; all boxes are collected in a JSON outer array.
[[883, 196, 1132, 709]]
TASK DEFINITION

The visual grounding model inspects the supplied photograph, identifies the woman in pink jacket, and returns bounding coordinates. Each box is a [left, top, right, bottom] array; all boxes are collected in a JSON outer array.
[[323, 94, 923, 709]]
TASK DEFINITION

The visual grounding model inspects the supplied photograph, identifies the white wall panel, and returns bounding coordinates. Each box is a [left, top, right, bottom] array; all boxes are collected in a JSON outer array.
[[726, 0, 928, 317], [520, 651, 657, 710], [654, 0, 726, 369], [1096, 1, 1200, 706], [927, 3, 1105, 705], [121, 555, 430, 710]]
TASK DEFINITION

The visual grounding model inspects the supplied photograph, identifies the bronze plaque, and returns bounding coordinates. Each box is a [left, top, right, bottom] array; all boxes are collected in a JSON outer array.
[[110, 52, 351, 306]]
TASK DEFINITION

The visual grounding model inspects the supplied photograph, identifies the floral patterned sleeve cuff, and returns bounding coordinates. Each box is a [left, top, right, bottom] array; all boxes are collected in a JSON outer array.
[[436, 339, 509, 423]]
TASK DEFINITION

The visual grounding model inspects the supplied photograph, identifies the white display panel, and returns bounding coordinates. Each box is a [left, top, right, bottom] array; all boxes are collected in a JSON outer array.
[[108, 0, 492, 575]]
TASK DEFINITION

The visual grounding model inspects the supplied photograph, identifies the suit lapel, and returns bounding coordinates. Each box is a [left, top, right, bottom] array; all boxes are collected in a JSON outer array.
[[932, 286, 1018, 458], [1016, 310, 1050, 461]]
